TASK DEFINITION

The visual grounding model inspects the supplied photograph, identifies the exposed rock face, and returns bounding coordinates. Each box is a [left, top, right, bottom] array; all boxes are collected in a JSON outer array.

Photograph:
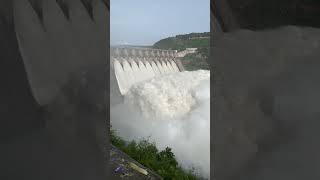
[[212, 26, 320, 179]]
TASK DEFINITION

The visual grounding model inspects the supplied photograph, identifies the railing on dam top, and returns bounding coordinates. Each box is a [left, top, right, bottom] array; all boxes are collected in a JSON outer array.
[[110, 47, 178, 59]]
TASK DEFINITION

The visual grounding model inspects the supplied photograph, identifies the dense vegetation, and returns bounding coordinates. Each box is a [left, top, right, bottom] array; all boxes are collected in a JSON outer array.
[[111, 129, 199, 180], [153, 32, 209, 52], [176, 32, 210, 40], [182, 53, 210, 71], [153, 32, 210, 71]]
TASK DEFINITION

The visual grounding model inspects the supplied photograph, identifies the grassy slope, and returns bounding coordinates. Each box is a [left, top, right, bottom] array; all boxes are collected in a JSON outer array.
[[111, 129, 199, 180]]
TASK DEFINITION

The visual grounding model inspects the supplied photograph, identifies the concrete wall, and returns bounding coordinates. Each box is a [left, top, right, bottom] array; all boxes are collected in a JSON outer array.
[[110, 47, 185, 106]]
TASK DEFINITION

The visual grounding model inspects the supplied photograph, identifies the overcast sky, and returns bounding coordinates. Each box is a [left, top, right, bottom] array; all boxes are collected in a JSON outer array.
[[110, 0, 210, 46]]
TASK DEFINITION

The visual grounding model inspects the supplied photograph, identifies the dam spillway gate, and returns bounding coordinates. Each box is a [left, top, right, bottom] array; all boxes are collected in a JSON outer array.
[[110, 47, 185, 105]]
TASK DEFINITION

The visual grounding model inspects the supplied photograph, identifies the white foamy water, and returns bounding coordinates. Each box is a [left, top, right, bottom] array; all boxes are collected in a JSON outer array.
[[111, 70, 210, 178], [114, 59, 180, 95]]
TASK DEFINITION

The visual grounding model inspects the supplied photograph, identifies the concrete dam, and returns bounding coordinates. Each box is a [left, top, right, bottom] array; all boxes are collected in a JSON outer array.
[[110, 47, 185, 105], [110, 47, 211, 178]]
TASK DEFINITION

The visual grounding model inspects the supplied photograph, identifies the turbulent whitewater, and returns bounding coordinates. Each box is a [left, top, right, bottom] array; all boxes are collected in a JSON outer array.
[[110, 70, 210, 178]]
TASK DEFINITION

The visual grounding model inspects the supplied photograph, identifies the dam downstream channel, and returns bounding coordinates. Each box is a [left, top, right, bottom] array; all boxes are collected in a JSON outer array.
[[110, 47, 210, 178]]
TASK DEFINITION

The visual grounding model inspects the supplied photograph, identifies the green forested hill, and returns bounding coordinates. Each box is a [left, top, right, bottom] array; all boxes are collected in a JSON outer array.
[[153, 32, 210, 71], [153, 32, 210, 52]]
